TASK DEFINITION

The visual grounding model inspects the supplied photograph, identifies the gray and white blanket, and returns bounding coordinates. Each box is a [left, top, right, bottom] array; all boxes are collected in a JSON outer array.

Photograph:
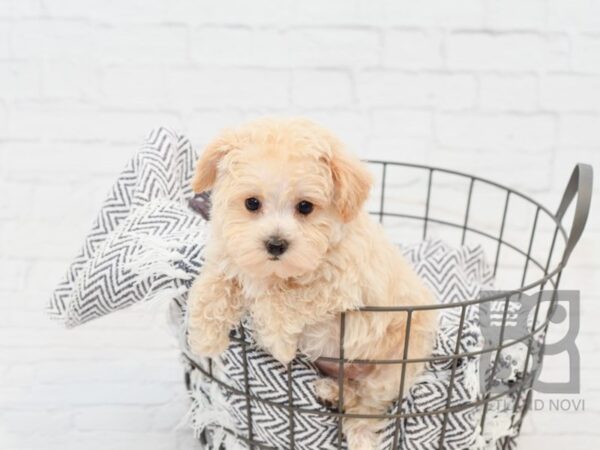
[[49, 128, 534, 449]]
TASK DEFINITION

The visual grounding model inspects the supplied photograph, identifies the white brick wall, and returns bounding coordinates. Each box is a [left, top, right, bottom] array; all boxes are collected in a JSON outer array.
[[1, 1, 599, 449]]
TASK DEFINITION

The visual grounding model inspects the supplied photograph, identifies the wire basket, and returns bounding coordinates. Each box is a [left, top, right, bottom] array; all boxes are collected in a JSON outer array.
[[184, 162, 593, 450]]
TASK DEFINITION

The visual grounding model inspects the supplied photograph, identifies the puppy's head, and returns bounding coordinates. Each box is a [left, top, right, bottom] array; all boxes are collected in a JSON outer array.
[[193, 117, 372, 279]]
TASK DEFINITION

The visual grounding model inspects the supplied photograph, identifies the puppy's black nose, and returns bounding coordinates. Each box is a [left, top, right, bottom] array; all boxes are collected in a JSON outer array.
[[265, 237, 289, 257]]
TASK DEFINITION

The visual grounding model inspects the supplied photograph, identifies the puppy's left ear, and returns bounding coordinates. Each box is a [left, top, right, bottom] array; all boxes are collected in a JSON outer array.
[[192, 130, 238, 193], [329, 144, 373, 223]]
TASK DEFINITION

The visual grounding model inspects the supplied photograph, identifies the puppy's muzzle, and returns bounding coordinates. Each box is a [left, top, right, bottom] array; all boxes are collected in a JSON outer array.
[[265, 236, 289, 257]]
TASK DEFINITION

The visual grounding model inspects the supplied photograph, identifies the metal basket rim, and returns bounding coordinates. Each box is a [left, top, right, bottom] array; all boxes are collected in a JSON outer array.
[[361, 159, 570, 310]]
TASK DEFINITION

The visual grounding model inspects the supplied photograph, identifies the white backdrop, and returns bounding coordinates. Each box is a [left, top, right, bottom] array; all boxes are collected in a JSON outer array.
[[1, 1, 599, 449]]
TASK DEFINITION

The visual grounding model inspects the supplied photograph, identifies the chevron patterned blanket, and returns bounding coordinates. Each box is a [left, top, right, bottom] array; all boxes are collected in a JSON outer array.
[[48, 128, 526, 450]]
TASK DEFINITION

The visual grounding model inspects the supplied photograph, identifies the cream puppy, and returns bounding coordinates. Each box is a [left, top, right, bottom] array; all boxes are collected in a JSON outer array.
[[187, 118, 438, 450]]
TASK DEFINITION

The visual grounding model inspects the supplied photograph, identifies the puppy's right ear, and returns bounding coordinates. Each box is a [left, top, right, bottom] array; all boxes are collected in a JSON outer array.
[[192, 130, 238, 193]]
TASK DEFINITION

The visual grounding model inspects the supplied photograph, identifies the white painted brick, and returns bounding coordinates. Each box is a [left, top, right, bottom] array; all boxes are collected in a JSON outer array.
[[83, 431, 182, 450], [5, 107, 93, 141], [0, 327, 177, 351], [0, 364, 38, 387], [183, 110, 245, 148], [429, 148, 553, 191], [291, 0, 384, 26], [547, 0, 600, 33], [38, 0, 106, 18], [571, 35, 600, 74], [74, 406, 153, 432], [42, 61, 100, 101], [371, 109, 433, 139], [0, 429, 178, 450], [446, 32, 569, 71], [479, 74, 538, 111], [291, 70, 353, 108], [0, 218, 88, 259], [0, 0, 43, 18], [101, 113, 183, 144], [189, 27, 289, 67], [0, 259, 29, 291], [357, 71, 477, 109], [42, 0, 168, 22], [26, 259, 72, 293], [137, 360, 183, 383], [166, 68, 289, 109], [435, 113, 556, 151], [6, 108, 181, 143], [96, 25, 188, 64], [0, 342, 179, 365], [10, 19, 94, 61], [295, 110, 370, 151], [165, 0, 294, 26], [151, 396, 189, 431], [382, 0, 485, 27], [0, 21, 11, 58], [559, 114, 600, 147], [101, 66, 166, 108], [0, 62, 41, 100], [365, 136, 432, 164], [540, 75, 600, 111], [0, 103, 8, 137], [485, 0, 547, 30], [2, 410, 72, 434], [0, 180, 32, 220], [383, 30, 443, 69], [6, 381, 177, 408], [35, 361, 153, 384], [287, 29, 380, 67]]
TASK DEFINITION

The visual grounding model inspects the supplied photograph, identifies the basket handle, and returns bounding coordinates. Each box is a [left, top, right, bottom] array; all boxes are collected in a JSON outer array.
[[556, 163, 593, 265]]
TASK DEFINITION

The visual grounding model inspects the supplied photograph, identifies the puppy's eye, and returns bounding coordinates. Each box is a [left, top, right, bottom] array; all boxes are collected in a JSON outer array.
[[245, 197, 261, 212], [296, 200, 314, 215]]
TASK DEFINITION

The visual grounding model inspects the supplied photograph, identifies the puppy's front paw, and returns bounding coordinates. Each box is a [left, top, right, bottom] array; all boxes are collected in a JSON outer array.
[[264, 339, 297, 366], [314, 378, 340, 408], [187, 322, 230, 358]]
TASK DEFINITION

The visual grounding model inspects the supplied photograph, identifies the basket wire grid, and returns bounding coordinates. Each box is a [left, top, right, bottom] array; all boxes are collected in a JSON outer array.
[[185, 161, 593, 450]]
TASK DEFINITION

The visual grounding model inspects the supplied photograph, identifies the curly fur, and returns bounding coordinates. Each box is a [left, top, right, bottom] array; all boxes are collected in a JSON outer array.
[[187, 117, 438, 450]]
